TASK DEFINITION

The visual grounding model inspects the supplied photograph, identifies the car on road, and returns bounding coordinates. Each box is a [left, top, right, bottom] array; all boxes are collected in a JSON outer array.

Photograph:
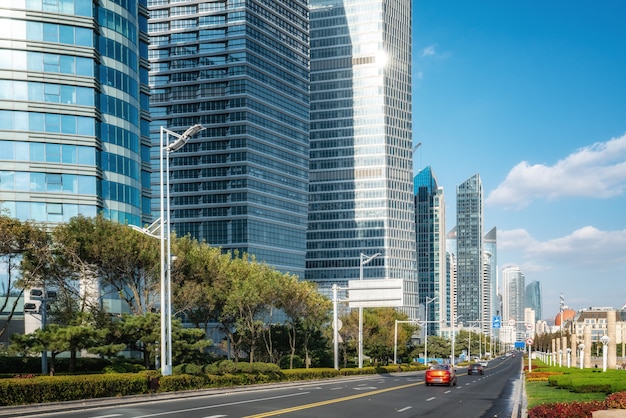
[[467, 363, 484, 375], [425, 364, 457, 386], [479, 360, 488, 367]]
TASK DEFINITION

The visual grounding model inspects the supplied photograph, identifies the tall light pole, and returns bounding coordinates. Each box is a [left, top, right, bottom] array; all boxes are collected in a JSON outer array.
[[159, 124, 204, 376], [424, 296, 438, 365], [358, 252, 381, 368]]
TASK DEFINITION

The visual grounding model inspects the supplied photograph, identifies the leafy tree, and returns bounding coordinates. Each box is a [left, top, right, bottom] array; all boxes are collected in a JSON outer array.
[[0, 215, 49, 339], [171, 236, 227, 328], [222, 256, 275, 363], [337, 307, 416, 366], [9, 323, 104, 375], [411, 335, 451, 362], [93, 216, 160, 315], [298, 287, 331, 368]]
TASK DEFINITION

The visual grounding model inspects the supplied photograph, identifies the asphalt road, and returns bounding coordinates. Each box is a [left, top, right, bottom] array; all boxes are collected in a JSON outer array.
[[0, 355, 524, 418]]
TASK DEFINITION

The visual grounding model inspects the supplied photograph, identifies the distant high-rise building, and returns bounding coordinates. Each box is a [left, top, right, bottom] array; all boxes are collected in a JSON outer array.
[[502, 266, 525, 340], [484, 227, 498, 333], [307, 0, 417, 316], [414, 167, 446, 336], [525, 280, 543, 320], [446, 227, 458, 325], [456, 174, 484, 325], [0, 0, 151, 226], [147, 0, 310, 276]]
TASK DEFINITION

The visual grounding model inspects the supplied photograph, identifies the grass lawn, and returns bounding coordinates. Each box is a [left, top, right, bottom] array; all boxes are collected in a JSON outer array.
[[526, 380, 607, 408]]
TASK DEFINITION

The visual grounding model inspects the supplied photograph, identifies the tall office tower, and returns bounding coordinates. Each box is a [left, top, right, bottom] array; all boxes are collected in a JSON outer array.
[[445, 227, 458, 325], [456, 174, 484, 325], [307, 0, 417, 317], [414, 167, 446, 336], [0, 0, 151, 226], [483, 227, 498, 333], [147, 0, 310, 276], [501, 266, 525, 340], [525, 280, 543, 321]]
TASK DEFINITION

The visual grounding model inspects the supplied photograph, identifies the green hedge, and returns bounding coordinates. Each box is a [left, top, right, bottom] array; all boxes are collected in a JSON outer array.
[[0, 356, 111, 375], [0, 373, 152, 406], [0, 363, 413, 406], [547, 370, 626, 394]]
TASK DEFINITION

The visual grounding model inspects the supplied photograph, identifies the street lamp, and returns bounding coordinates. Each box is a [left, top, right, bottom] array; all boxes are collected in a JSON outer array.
[[424, 296, 438, 366], [601, 335, 610, 372], [358, 252, 381, 368], [158, 124, 204, 376], [578, 343, 585, 369]]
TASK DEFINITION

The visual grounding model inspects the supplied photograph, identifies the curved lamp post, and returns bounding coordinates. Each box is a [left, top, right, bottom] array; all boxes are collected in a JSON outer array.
[[601, 335, 610, 372], [358, 252, 381, 368], [131, 124, 205, 376]]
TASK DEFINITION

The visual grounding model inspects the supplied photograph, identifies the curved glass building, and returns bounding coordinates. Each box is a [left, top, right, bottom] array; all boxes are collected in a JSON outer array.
[[0, 0, 152, 227]]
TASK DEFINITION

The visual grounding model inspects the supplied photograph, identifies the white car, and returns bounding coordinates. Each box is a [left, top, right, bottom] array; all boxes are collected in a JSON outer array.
[[479, 361, 488, 367]]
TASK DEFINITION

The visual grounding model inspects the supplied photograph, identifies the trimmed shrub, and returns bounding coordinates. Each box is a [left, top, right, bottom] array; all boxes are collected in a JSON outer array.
[[0, 373, 151, 406]]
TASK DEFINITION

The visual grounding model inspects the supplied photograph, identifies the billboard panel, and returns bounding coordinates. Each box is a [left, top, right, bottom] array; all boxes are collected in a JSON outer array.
[[347, 279, 404, 308]]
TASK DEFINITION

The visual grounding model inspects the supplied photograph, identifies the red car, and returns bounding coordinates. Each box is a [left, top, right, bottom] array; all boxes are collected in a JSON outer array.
[[425, 364, 457, 386]]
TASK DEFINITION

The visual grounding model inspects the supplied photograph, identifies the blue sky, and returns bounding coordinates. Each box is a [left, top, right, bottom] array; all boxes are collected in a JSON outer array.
[[412, 1, 626, 319]]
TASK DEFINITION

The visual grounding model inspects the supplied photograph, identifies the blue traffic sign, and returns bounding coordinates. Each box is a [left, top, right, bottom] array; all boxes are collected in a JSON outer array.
[[492, 315, 501, 329]]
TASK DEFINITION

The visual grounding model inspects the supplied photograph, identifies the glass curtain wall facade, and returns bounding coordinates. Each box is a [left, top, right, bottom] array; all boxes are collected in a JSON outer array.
[[456, 174, 484, 325], [483, 226, 497, 334], [0, 0, 151, 226], [525, 280, 543, 321], [414, 167, 446, 336], [502, 266, 525, 340], [147, 0, 310, 276], [307, 0, 417, 317]]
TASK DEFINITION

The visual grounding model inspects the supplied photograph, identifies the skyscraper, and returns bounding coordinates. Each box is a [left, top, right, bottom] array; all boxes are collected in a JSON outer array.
[[307, 0, 417, 317], [525, 280, 543, 321], [502, 266, 525, 340], [147, 0, 310, 276], [456, 174, 484, 325], [415, 167, 446, 336], [483, 227, 497, 333], [0, 0, 151, 226]]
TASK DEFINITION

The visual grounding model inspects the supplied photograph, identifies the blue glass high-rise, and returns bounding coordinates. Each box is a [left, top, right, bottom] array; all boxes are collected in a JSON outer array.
[[147, 0, 309, 277], [307, 0, 417, 318]]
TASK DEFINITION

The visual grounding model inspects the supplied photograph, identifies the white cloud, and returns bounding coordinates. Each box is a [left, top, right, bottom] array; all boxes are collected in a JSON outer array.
[[486, 134, 626, 209], [500, 226, 626, 268], [420, 45, 437, 57]]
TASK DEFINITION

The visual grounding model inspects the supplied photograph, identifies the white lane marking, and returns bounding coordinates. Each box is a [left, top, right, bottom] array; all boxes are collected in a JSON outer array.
[[202, 416, 227, 418], [426, 397, 436, 402], [444, 390, 452, 394], [92, 415, 122, 418], [299, 386, 322, 390], [330, 387, 343, 390], [397, 406, 412, 412], [354, 386, 378, 390], [132, 392, 309, 418]]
